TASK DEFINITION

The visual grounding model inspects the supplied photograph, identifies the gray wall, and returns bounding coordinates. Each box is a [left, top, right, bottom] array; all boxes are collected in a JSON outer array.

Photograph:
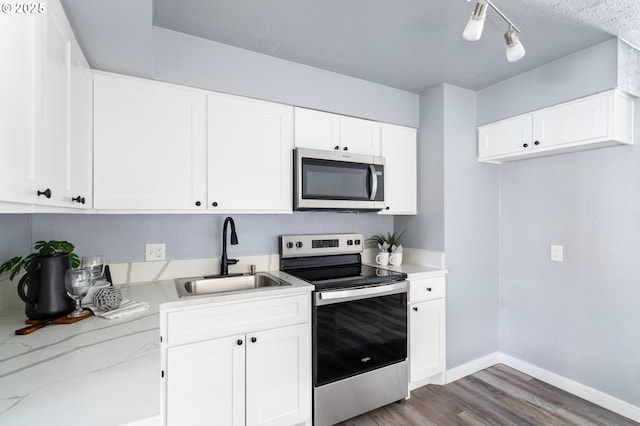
[[478, 39, 640, 406], [0, 215, 31, 267], [397, 84, 500, 370], [28, 213, 391, 263], [153, 27, 419, 128]]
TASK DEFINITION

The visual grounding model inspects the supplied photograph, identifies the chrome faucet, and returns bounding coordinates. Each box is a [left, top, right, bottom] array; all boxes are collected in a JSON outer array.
[[220, 216, 239, 275]]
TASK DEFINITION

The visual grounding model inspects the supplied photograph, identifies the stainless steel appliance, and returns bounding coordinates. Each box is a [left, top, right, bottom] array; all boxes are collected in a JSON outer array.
[[280, 233, 408, 426], [294, 148, 385, 211]]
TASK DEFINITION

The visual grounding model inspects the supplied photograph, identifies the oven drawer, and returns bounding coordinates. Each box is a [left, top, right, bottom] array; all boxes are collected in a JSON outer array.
[[166, 293, 309, 346], [409, 276, 445, 303]]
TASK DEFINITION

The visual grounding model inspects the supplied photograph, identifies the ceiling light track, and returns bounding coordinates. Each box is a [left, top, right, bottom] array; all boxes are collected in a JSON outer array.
[[463, 0, 525, 62]]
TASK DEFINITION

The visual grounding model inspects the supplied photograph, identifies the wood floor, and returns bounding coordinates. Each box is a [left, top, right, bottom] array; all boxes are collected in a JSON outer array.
[[338, 364, 638, 426]]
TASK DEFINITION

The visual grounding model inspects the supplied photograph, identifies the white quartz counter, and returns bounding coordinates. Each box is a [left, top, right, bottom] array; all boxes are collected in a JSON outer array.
[[363, 262, 448, 279], [0, 272, 313, 426]]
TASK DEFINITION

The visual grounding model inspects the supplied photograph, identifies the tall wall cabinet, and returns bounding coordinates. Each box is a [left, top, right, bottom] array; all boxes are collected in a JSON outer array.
[[0, 0, 91, 209]]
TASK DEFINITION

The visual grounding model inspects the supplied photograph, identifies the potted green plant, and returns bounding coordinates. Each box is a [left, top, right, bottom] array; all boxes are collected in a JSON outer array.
[[0, 240, 80, 281], [367, 230, 405, 252]]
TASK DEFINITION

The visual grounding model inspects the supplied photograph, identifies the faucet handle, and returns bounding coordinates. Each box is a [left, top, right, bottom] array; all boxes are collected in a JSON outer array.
[[229, 258, 239, 265]]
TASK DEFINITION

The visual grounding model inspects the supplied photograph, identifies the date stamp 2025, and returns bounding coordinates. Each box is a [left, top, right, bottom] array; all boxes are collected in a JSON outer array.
[[1, 3, 46, 14]]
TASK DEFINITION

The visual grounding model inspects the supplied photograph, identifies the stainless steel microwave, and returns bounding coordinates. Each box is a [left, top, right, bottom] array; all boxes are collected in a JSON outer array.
[[294, 148, 385, 211]]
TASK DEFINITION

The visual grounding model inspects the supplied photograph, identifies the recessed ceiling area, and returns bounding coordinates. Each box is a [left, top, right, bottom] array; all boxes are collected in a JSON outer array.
[[62, 0, 640, 93]]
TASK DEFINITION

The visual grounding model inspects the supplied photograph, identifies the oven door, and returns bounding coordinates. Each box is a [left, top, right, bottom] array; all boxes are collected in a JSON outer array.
[[313, 281, 407, 386]]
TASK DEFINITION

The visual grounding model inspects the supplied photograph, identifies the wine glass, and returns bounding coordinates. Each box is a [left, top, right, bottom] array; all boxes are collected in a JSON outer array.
[[65, 268, 91, 317], [81, 255, 105, 285]]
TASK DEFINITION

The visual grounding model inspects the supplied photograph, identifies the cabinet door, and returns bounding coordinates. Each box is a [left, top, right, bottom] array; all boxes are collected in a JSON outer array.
[[294, 107, 340, 151], [246, 323, 311, 426], [532, 92, 609, 149], [478, 115, 532, 160], [68, 38, 92, 209], [409, 298, 445, 382], [94, 73, 207, 210], [380, 124, 416, 215], [40, 0, 73, 207], [166, 336, 246, 426], [0, 13, 42, 204], [208, 93, 293, 213], [340, 115, 381, 155]]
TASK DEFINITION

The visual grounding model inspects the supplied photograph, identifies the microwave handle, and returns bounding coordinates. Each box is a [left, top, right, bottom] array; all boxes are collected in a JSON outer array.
[[369, 164, 378, 201]]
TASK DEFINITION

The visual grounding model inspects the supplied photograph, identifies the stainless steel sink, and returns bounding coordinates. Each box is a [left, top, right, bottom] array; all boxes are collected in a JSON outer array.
[[174, 272, 291, 297]]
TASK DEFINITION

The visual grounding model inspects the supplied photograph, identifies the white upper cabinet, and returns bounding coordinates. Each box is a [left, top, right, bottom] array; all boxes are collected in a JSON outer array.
[[93, 73, 207, 210], [208, 93, 293, 213], [0, 0, 91, 209], [0, 12, 42, 205], [478, 90, 635, 163], [294, 107, 381, 155], [380, 124, 417, 215]]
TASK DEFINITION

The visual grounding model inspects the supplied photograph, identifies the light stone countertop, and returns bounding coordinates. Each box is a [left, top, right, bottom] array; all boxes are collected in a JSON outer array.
[[0, 272, 313, 426]]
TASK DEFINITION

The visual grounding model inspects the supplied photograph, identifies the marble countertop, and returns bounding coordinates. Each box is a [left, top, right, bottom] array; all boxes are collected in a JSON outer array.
[[0, 272, 313, 426], [363, 262, 448, 279]]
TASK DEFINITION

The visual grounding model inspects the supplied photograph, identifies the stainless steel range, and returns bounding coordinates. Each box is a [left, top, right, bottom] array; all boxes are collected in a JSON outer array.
[[280, 233, 408, 426]]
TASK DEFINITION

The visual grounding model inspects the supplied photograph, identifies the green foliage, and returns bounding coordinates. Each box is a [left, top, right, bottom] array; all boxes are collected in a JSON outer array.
[[0, 240, 80, 281], [366, 230, 405, 252]]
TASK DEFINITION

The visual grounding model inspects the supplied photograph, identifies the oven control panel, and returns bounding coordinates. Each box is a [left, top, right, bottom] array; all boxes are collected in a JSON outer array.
[[280, 233, 363, 258]]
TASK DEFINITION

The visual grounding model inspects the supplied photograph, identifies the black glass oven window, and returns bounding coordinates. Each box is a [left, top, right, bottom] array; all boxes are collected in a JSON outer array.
[[313, 293, 407, 386], [302, 158, 370, 200]]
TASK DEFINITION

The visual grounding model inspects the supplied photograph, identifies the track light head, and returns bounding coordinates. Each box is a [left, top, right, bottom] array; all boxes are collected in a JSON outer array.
[[504, 28, 526, 62], [463, 1, 488, 41]]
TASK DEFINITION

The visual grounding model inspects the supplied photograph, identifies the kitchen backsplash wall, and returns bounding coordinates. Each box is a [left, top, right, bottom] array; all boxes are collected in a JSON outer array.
[[24, 212, 392, 264], [0, 214, 31, 268]]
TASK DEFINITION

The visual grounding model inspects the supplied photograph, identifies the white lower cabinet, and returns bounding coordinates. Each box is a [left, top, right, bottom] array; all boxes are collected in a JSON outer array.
[[408, 275, 446, 389], [161, 294, 311, 426]]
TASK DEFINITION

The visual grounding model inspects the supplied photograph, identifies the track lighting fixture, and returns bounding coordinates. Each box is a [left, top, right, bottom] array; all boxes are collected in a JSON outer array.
[[463, 0, 526, 62]]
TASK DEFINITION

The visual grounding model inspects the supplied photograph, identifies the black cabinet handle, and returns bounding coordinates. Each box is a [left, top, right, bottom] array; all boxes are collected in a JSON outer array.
[[343, 146, 348, 151], [413, 307, 418, 312], [195, 201, 201, 206], [534, 140, 540, 146], [251, 337, 257, 343], [212, 202, 218, 207], [72, 196, 85, 204], [426, 287, 432, 292], [334, 145, 340, 150], [37, 188, 51, 199], [237, 339, 243, 346], [523, 143, 529, 148]]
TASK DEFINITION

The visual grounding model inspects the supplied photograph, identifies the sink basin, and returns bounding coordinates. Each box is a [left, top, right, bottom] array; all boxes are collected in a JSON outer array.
[[174, 272, 291, 297]]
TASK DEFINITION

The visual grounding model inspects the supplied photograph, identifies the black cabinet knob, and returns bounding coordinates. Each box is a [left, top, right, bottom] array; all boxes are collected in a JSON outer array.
[[343, 146, 348, 151], [426, 287, 432, 292], [413, 307, 418, 311], [195, 201, 201, 206], [334, 145, 340, 150], [237, 339, 243, 346], [212, 201, 218, 207], [37, 188, 52, 199], [251, 337, 257, 343], [534, 140, 540, 146], [72, 196, 85, 204], [385, 206, 390, 210], [523, 143, 529, 148]]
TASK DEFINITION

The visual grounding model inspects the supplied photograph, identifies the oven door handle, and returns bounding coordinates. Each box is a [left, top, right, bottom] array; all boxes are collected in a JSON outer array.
[[316, 281, 407, 305]]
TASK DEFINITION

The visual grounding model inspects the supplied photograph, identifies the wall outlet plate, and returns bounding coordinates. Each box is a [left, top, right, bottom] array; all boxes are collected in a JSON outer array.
[[550, 245, 563, 262], [146, 243, 166, 261]]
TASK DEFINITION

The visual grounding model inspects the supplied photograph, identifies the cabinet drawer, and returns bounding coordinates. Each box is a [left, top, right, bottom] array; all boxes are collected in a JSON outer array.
[[409, 277, 445, 303], [167, 294, 310, 346]]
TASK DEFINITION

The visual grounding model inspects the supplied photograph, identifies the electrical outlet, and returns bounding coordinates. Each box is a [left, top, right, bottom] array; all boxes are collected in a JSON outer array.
[[146, 243, 166, 261], [550, 245, 563, 262]]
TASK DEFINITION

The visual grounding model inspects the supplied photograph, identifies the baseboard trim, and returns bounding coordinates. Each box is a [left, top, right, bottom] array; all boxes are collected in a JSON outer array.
[[499, 354, 640, 424], [445, 352, 500, 384], [445, 352, 640, 423]]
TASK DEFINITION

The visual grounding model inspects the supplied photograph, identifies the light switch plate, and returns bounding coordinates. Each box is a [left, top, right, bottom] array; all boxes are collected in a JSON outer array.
[[146, 243, 166, 261], [550, 245, 563, 262]]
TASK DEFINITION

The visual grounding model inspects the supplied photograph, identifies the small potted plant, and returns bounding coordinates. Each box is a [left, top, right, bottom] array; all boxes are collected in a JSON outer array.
[[367, 230, 405, 266], [0, 240, 80, 281]]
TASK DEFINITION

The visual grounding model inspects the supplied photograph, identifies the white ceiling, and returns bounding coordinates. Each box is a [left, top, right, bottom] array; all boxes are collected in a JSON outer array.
[[63, 0, 640, 93]]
